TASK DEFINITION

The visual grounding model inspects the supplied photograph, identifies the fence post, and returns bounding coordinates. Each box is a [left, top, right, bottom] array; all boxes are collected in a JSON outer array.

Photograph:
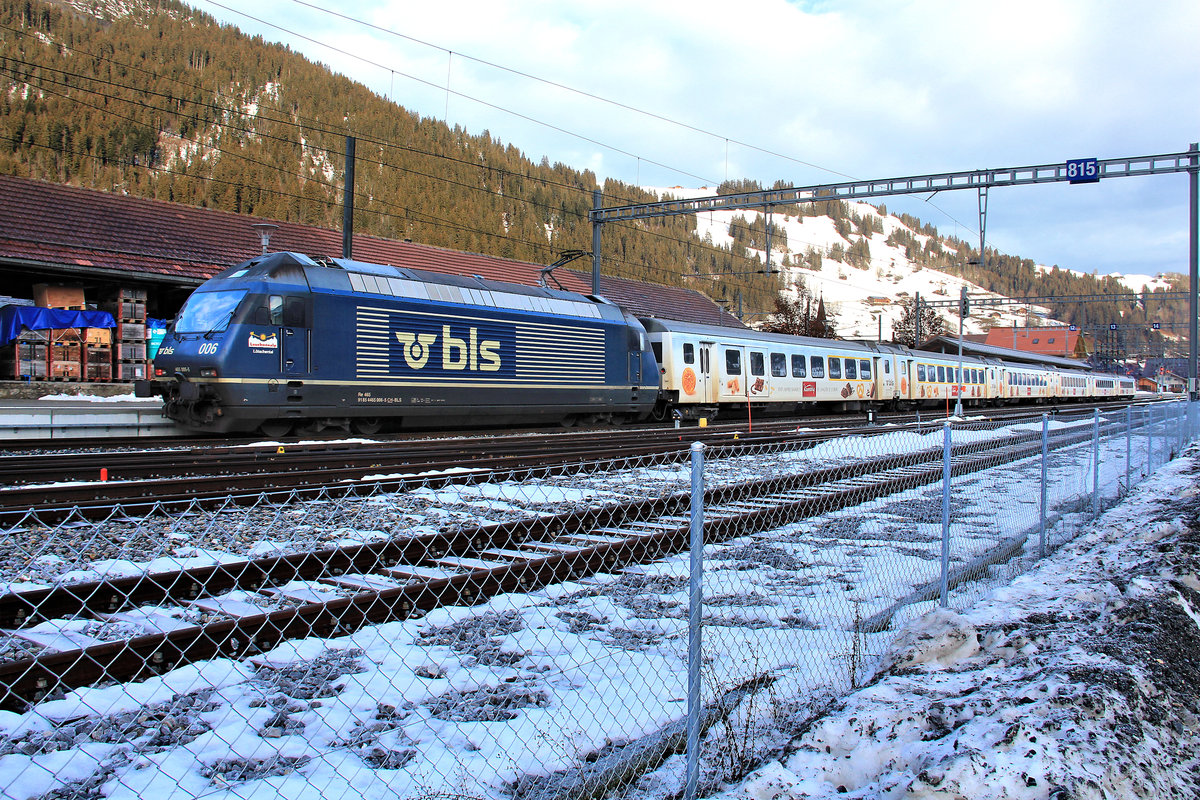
[[685, 441, 705, 800], [1147, 406, 1155, 474], [1040, 413, 1049, 558], [1192, 399, 1199, 445], [940, 420, 951, 607], [1092, 409, 1100, 519], [1178, 401, 1185, 456], [1125, 404, 1132, 496]]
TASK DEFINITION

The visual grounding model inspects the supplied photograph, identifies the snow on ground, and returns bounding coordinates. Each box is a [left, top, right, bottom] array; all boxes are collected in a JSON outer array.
[[715, 448, 1200, 800], [0, 414, 1195, 800], [36, 393, 145, 402]]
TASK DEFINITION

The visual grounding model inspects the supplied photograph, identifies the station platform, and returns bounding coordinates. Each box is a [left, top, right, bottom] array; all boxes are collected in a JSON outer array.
[[0, 381, 186, 440]]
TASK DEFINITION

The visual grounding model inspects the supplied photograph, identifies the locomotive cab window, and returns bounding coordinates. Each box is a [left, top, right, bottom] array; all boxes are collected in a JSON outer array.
[[791, 354, 806, 378], [725, 349, 742, 375], [771, 353, 787, 378], [175, 289, 248, 334], [683, 343, 695, 364], [750, 352, 765, 377], [829, 358, 842, 380], [810, 356, 825, 378]]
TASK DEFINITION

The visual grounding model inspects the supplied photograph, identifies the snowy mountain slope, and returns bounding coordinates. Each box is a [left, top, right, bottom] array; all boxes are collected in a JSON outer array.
[[653, 187, 1082, 340]]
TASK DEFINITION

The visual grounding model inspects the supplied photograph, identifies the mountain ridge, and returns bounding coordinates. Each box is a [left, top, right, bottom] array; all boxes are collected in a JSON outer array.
[[0, 0, 1187, 356]]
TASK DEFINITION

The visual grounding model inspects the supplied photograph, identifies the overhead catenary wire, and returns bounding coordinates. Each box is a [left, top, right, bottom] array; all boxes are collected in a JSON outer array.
[[0, 29, 803, 302], [209, 0, 977, 235], [0, 28, 774, 287]]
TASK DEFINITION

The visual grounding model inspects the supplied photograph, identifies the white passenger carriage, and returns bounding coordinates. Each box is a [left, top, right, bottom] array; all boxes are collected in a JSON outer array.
[[641, 319, 902, 419], [641, 318, 1129, 420]]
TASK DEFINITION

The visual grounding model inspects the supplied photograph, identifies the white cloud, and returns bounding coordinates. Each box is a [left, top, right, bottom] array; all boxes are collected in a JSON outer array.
[[195, 0, 1200, 277]]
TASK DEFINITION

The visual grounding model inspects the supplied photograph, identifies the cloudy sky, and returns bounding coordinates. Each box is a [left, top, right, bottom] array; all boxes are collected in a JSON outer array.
[[194, 0, 1199, 279]]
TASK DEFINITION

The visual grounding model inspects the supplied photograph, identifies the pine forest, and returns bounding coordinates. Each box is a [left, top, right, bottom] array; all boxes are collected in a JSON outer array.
[[0, 0, 1188, 340]]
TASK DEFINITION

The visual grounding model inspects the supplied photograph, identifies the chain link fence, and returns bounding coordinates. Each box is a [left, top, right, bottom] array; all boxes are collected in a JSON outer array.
[[0, 400, 1195, 800]]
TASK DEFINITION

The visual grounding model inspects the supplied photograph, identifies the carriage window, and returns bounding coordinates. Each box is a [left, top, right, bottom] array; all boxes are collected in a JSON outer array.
[[772, 352, 792, 379], [917, 364, 927, 382], [725, 349, 742, 375], [771, 352, 787, 377], [750, 352, 765, 376], [810, 356, 825, 378], [844, 359, 856, 379], [683, 343, 695, 364], [884, 361, 890, 374], [791, 354, 806, 377], [829, 358, 842, 379], [860, 360, 871, 380], [937, 366, 945, 383]]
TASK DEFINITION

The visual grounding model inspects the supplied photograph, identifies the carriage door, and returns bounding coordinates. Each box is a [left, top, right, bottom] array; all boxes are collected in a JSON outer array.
[[874, 357, 895, 401], [279, 295, 309, 376], [698, 341, 717, 402]]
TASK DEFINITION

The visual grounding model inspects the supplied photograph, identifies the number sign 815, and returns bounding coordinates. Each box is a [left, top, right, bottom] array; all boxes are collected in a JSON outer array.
[[1066, 158, 1100, 184]]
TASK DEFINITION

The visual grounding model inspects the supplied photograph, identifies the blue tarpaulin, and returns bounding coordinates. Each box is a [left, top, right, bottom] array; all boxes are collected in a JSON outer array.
[[0, 305, 117, 347]]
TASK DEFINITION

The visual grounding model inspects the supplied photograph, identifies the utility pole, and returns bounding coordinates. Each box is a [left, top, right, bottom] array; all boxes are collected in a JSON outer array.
[[914, 292, 922, 347], [1189, 142, 1198, 400], [342, 136, 355, 259]]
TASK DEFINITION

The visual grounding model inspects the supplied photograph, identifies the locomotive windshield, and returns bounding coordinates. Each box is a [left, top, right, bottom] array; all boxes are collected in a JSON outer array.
[[174, 289, 248, 334]]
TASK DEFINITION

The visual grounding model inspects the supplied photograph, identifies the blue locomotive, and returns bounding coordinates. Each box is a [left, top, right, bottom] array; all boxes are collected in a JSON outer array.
[[139, 252, 660, 435]]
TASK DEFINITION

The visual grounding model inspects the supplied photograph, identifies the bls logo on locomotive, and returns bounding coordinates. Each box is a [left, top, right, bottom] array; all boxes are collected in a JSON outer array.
[[395, 325, 501, 372], [395, 332, 436, 369]]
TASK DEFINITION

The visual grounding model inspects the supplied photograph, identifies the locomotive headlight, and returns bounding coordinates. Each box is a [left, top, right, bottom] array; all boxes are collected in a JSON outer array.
[[199, 368, 218, 378]]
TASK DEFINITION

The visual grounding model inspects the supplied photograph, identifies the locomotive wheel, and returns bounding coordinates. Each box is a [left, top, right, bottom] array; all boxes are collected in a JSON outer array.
[[352, 417, 384, 435], [259, 420, 293, 438]]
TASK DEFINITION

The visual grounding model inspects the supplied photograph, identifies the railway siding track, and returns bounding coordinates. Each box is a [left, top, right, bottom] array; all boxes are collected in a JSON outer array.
[[0, 417, 1112, 710], [0, 404, 1146, 525]]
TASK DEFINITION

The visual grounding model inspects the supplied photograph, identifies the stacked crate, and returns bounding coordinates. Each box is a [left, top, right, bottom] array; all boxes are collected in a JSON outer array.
[[49, 328, 83, 380], [31, 282, 95, 382], [102, 288, 148, 382], [0, 329, 49, 380], [82, 326, 112, 382]]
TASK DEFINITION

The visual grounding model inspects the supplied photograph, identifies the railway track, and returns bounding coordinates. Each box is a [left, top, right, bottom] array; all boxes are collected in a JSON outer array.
[[0, 401, 1148, 515], [0, 413, 1126, 710]]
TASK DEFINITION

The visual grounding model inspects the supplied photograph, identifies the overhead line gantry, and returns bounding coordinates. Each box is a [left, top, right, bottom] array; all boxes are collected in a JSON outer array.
[[588, 146, 1199, 398]]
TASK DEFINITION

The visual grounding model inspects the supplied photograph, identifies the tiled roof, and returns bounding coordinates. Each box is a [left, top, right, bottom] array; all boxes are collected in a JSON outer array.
[[982, 326, 1080, 356], [921, 334, 1089, 369], [0, 175, 745, 327]]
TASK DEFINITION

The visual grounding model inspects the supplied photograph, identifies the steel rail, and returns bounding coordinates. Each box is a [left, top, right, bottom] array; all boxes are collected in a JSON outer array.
[[0, 414, 1131, 709]]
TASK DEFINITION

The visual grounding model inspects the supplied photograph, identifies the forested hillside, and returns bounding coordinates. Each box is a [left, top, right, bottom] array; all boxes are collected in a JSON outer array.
[[0, 0, 1186, 345]]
